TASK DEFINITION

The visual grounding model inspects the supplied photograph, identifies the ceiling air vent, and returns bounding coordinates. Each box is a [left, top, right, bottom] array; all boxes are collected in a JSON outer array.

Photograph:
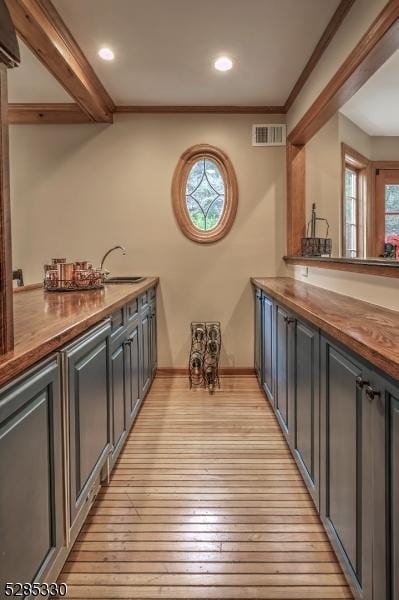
[[252, 124, 286, 147]]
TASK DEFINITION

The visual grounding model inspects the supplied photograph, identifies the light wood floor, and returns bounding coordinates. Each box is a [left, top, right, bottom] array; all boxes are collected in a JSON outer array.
[[60, 375, 352, 599]]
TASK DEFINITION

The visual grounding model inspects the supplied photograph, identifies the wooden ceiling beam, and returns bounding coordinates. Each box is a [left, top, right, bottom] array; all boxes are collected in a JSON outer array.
[[5, 0, 114, 122], [8, 102, 92, 123]]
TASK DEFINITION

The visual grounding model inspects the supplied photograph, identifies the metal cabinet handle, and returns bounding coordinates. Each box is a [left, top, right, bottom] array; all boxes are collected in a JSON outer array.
[[356, 376, 369, 390], [365, 385, 381, 400], [284, 316, 295, 324]]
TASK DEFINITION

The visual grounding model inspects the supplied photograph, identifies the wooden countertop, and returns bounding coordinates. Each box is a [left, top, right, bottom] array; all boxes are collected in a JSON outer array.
[[252, 276, 399, 382], [0, 277, 158, 387]]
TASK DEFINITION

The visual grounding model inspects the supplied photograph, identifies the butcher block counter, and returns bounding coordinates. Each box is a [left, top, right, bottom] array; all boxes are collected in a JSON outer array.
[[252, 276, 399, 381], [0, 277, 158, 386]]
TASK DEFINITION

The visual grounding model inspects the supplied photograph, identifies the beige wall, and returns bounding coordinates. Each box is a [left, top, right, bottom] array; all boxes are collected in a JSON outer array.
[[305, 113, 341, 255], [10, 113, 286, 368], [304, 111, 399, 259], [288, 0, 399, 305], [339, 113, 372, 159], [372, 136, 399, 160], [287, 0, 387, 132]]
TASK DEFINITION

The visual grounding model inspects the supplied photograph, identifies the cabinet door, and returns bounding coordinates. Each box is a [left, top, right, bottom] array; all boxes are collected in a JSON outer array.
[[126, 319, 141, 425], [140, 305, 151, 397], [254, 288, 262, 384], [389, 390, 399, 600], [292, 319, 320, 507], [0, 359, 63, 590], [65, 321, 111, 527], [366, 371, 399, 600], [110, 336, 128, 462], [261, 293, 274, 404], [320, 337, 371, 597], [150, 298, 157, 378], [275, 304, 293, 434]]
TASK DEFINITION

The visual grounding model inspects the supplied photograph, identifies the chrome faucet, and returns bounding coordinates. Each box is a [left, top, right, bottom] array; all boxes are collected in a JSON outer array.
[[100, 245, 126, 272]]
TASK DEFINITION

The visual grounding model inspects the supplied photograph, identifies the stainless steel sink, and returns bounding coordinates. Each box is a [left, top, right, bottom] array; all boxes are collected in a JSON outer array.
[[105, 276, 145, 284]]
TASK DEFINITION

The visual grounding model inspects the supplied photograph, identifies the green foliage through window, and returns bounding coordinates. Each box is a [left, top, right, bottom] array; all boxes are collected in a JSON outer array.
[[185, 159, 225, 231]]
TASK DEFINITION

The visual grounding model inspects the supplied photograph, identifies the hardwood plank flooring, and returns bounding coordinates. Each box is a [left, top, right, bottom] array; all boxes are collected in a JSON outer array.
[[59, 375, 352, 599]]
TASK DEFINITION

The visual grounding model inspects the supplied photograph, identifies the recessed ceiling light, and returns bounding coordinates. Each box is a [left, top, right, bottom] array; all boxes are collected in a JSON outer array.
[[98, 47, 114, 61], [214, 56, 233, 71]]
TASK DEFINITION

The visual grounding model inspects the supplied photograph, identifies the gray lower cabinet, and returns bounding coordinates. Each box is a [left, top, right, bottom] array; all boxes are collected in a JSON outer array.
[[261, 293, 274, 404], [254, 288, 262, 384], [291, 317, 320, 507], [63, 320, 112, 531], [274, 303, 294, 435], [126, 318, 141, 425], [320, 336, 372, 598], [253, 285, 399, 599], [110, 330, 129, 466], [0, 286, 158, 590], [389, 389, 399, 600], [140, 304, 151, 397], [0, 358, 63, 591], [363, 370, 399, 600], [150, 296, 157, 378]]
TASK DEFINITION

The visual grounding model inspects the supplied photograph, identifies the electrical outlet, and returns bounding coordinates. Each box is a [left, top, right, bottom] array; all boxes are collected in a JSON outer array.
[[301, 266, 308, 277]]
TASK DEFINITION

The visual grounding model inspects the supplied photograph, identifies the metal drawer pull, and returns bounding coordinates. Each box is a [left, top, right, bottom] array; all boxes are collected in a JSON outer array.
[[356, 376, 369, 390], [365, 385, 381, 400], [283, 316, 295, 324]]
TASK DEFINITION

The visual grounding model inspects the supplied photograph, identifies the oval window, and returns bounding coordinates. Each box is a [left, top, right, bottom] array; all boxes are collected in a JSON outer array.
[[172, 144, 238, 243]]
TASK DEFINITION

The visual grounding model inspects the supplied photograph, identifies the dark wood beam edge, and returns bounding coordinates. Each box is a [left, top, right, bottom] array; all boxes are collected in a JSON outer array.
[[0, 65, 13, 352], [8, 102, 92, 123], [8, 103, 287, 122], [285, 0, 355, 111], [5, 0, 114, 122]]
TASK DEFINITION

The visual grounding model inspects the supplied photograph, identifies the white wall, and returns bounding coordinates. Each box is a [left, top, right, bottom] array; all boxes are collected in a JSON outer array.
[[10, 113, 286, 368]]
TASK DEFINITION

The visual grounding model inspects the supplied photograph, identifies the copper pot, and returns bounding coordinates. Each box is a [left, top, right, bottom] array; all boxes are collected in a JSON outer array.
[[75, 260, 88, 270], [57, 262, 74, 282], [75, 269, 92, 287]]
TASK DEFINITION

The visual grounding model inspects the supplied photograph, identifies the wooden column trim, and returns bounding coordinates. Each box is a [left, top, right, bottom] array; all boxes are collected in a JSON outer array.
[[286, 142, 305, 256], [5, 0, 114, 122], [0, 63, 13, 352]]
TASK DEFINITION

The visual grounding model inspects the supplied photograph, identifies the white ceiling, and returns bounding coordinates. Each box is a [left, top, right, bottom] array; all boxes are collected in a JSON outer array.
[[340, 50, 399, 136], [11, 0, 340, 106], [8, 40, 71, 103]]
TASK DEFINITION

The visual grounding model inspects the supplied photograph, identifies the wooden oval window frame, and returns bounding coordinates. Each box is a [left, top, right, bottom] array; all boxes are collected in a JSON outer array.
[[172, 144, 238, 243]]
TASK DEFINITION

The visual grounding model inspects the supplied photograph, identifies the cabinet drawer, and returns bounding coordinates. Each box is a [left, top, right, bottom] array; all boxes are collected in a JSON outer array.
[[126, 297, 139, 322]]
